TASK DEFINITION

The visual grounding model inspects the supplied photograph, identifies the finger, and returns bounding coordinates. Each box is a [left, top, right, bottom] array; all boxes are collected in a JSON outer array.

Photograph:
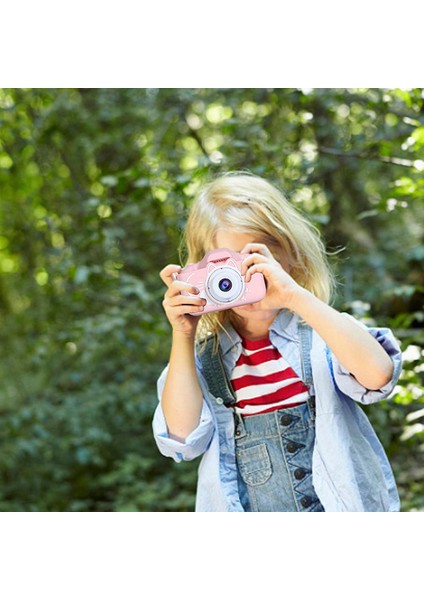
[[183, 302, 206, 314], [178, 305, 205, 316], [166, 294, 206, 308], [241, 242, 273, 257], [241, 252, 267, 276], [159, 264, 182, 287], [244, 260, 274, 283], [165, 280, 200, 298], [245, 264, 262, 283], [163, 300, 206, 316]]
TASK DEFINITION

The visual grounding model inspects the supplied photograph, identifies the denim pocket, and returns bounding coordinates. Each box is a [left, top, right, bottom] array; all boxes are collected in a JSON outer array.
[[236, 442, 272, 486]]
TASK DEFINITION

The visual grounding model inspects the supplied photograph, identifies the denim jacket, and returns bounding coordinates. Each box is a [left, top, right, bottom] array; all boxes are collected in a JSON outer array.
[[153, 310, 402, 512]]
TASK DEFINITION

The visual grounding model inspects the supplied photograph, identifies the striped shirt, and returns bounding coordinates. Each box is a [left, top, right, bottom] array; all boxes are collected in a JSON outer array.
[[230, 336, 309, 416]]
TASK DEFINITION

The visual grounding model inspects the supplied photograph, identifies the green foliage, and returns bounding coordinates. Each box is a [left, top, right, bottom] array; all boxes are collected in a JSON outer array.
[[0, 88, 423, 511]]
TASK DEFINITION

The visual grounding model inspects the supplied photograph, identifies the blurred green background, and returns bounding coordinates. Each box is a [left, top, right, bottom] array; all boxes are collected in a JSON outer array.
[[0, 88, 423, 511]]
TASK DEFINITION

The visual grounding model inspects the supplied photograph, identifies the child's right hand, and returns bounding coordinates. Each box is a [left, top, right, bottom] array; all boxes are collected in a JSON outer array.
[[160, 264, 207, 338]]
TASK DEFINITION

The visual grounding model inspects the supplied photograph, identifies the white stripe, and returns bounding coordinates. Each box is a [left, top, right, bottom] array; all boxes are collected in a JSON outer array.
[[242, 344, 273, 356], [235, 378, 301, 402], [235, 392, 309, 415], [231, 358, 292, 379]]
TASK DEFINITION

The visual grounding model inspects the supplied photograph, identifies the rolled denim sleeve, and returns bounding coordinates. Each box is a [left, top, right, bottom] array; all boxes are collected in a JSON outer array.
[[328, 319, 402, 405], [152, 365, 215, 462]]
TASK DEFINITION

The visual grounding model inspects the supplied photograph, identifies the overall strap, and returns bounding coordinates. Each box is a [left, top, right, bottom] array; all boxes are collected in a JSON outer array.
[[196, 335, 237, 408], [297, 321, 316, 420]]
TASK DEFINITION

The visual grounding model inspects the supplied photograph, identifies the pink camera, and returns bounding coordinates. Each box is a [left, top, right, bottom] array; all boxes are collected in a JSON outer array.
[[174, 248, 266, 315]]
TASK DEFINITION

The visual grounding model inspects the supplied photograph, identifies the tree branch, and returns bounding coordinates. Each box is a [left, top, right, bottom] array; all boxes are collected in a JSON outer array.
[[185, 120, 211, 162], [319, 146, 419, 168]]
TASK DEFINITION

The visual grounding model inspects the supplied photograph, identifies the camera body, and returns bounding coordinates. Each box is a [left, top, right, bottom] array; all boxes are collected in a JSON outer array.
[[175, 248, 266, 315]]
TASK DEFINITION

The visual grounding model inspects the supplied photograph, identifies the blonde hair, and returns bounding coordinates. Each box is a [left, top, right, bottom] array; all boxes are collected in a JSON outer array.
[[179, 171, 336, 340]]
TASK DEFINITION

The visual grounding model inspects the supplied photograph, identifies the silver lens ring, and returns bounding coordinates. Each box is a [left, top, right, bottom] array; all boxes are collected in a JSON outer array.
[[206, 267, 245, 303]]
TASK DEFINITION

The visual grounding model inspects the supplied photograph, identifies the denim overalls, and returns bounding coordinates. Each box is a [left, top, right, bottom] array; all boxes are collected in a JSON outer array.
[[197, 323, 324, 512]]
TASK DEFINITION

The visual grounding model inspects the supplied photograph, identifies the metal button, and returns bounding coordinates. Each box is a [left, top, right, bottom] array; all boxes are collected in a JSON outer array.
[[294, 468, 306, 480], [235, 430, 241, 437], [280, 414, 293, 426], [287, 441, 298, 453], [215, 397, 224, 405], [301, 496, 312, 508]]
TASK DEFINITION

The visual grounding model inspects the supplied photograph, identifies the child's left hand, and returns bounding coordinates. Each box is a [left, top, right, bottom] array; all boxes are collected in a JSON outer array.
[[240, 242, 302, 310]]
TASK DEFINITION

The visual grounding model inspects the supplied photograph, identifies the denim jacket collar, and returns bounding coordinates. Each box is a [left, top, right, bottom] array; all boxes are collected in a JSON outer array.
[[219, 309, 299, 357]]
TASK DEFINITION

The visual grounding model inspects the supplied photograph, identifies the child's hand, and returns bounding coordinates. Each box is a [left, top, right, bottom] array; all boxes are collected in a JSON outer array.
[[240, 243, 302, 310], [160, 264, 206, 338]]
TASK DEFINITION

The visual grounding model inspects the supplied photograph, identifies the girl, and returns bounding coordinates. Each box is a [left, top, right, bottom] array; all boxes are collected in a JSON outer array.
[[153, 172, 402, 512]]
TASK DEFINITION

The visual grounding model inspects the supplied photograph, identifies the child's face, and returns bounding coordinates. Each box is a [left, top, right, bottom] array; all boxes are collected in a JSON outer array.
[[214, 229, 290, 270], [214, 229, 289, 322], [214, 230, 256, 254]]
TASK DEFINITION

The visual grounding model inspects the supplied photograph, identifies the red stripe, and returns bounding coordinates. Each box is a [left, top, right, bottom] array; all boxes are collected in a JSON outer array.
[[241, 337, 271, 351], [236, 381, 309, 408], [231, 368, 299, 391], [236, 347, 281, 366]]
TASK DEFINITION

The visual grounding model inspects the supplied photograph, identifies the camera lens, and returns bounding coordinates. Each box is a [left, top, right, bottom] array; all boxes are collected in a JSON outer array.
[[206, 266, 245, 304], [218, 278, 233, 292]]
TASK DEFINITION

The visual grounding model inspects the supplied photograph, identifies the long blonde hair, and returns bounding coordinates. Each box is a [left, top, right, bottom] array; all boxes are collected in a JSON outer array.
[[179, 171, 336, 340]]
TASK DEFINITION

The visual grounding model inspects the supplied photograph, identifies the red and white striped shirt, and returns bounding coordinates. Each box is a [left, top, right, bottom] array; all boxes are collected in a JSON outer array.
[[230, 336, 309, 416]]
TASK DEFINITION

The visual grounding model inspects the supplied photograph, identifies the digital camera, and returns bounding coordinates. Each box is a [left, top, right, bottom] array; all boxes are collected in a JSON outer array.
[[174, 248, 266, 315]]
